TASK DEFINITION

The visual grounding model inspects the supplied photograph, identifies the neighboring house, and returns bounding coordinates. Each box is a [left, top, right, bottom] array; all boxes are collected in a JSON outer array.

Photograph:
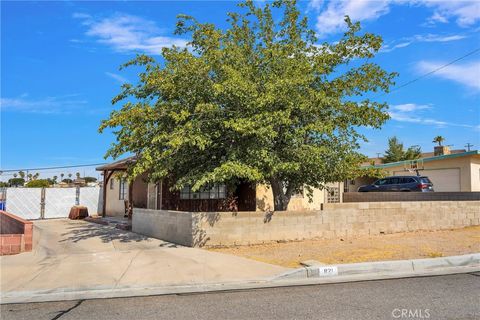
[[96, 158, 335, 217], [346, 148, 480, 192], [361, 148, 467, 167]]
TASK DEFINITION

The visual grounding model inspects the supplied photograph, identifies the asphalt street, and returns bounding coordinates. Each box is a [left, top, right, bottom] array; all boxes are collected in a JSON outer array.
[[2, 273, 479, 320]]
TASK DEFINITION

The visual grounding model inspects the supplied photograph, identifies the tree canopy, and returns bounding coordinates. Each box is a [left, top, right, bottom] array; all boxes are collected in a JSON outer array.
[[8, 178, 25, 187], [383, 136, 421, 163], [25, 179, 51, 188], [100, 0, 397, 210], [432, 135, 445, 146]]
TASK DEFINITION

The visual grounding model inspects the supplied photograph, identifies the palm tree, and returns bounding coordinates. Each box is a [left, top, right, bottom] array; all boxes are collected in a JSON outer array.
[[76, 172, 80, 179], [68, 173, 72, 179], [18, 171, 25, 179], [33, 173, 40, 180], [433, 136, 445, 146], [53, 175, 58, 184], [60, 173, 64, 182], [13, 173, 18, 178], [27, 173, 33, 181]]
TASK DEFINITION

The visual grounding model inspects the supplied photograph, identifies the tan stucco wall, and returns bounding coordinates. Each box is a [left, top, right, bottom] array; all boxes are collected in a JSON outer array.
[[105, 177, 128, 217], [471, 157, 480, 191], [255, 184, 327, 211], [105, 174, 149, 216]]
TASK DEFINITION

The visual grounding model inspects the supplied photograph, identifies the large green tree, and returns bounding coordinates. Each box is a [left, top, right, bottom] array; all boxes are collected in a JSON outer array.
[[100, 0, 397, 211], [383, 136, 421, 163]]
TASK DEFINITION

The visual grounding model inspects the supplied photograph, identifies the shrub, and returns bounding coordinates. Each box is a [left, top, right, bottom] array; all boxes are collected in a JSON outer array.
[[8, 178, 25, 187], [25, 179, 51, 188]]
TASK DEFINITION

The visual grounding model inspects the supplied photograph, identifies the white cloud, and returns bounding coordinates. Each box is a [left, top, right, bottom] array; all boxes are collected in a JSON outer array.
[[389, 102, 478, 129], [307, 0, 325, 12], [314, 0, 390, 37], [312, 0, 480, 37], [418, 0, 480, 27], [391, 103, 431, 112], [416, 60, 480, 91], [413, 34, 467, 42], [428, 11, 449, 24], [381, 33, 467, 52], [0, 94, 87, 114], [105, 72, 128, 84], [74, 12, 188, 55], [389, 111, 478, 128]]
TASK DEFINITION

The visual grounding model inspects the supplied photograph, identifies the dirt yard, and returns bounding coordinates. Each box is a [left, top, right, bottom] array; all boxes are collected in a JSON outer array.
[[208, 226, 480, 268]]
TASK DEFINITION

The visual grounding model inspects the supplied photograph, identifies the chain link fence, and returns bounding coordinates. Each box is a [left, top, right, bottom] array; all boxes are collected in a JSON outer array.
[[0, 187, 102, 220]]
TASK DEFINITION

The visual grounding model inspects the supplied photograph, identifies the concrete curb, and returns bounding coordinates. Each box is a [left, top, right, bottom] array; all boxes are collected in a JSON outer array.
[[2, 253, 479, 304], [273, 253, 480, 280]]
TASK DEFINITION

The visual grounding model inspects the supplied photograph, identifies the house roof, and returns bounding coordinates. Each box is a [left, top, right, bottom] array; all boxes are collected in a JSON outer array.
[[364, 150, 479, 169], [419, 149, 466, 158], [95, 156, 136, 171], [363, 149, 467, 166]]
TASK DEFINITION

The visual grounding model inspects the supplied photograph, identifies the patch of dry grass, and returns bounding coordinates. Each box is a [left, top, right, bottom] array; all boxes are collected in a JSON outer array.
[[208, 226, 480, 267]]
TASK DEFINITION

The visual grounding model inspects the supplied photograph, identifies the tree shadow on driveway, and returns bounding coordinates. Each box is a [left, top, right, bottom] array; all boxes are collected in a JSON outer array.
[[57, 222, 178, 248]]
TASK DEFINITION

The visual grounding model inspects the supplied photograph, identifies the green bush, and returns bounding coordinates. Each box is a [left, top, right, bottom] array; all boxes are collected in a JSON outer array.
[[8, 178, 25, 187], [84, 176, 97, 183], [25, 179, 51, 188]]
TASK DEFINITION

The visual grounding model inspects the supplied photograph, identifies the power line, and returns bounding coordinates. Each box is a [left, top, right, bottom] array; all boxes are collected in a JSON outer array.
[[97, 48, 480, 125], [0, 163, 107, 173], [148, 47, 480, 122], [379, 47, 480, 97]]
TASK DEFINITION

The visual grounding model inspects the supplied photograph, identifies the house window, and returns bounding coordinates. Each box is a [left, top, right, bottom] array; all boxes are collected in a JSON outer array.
[[180, 185, 226, 200], [119, 179, 127, 200], [110, 178, 114, 190]]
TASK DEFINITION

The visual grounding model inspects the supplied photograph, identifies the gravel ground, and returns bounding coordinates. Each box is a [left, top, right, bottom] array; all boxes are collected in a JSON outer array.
[[208, 226, 480, 267]]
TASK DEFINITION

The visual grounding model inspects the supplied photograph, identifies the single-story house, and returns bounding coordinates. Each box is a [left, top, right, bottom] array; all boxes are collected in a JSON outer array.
[[346, 148, 480, 192], [96, 158, 338, 217]]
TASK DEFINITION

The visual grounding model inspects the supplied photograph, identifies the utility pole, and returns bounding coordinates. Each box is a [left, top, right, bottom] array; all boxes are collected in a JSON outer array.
[[465, 143, 474, 152], [376, 153, 382, 159]]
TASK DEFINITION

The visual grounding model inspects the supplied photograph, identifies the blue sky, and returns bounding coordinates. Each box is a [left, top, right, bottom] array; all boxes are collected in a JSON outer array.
[[1, 0, 479, 179]]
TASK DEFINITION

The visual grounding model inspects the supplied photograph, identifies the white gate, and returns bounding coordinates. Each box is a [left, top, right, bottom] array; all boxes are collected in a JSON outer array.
[[44, 188, 77, 218], [4, 188, 42, 219], [5, 187, 102, 220], [79, 187, 102, 216]]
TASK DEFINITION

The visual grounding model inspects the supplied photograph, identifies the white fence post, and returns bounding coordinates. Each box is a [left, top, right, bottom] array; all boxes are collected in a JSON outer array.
[[40, 188, 46, 219]]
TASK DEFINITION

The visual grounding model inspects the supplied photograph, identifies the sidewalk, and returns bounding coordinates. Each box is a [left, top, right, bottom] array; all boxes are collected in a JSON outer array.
[[0, 219, 287, 300]]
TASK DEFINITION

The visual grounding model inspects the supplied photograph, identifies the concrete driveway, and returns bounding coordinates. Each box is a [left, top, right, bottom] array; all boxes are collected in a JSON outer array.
[[0, 219, 288, 299]]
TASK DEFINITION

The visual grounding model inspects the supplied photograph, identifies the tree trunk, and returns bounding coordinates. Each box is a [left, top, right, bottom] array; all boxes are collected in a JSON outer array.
[[270, 178, 291, 211]]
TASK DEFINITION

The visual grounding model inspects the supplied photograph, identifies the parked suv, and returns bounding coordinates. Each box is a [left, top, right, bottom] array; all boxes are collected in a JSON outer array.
[[358, 176, 434, 192]]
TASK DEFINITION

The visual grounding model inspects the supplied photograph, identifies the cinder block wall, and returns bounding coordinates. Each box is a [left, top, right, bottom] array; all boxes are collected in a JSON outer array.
[[133, 209, 194, 246], [134, 201, 480, 247], [344, 192, 480, 202]]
